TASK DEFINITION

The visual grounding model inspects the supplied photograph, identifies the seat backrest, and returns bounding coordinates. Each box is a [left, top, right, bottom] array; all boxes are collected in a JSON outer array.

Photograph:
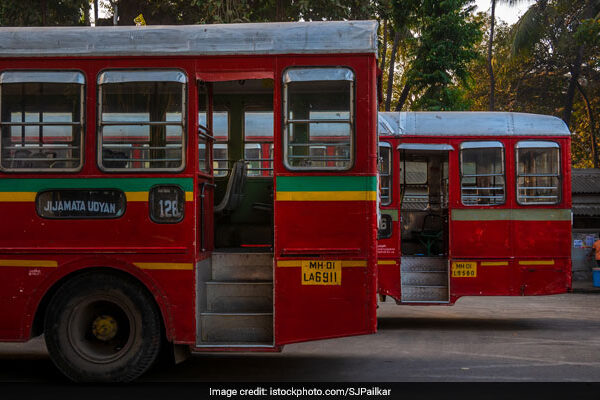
[[214, 160, 248, 213], [422, 213, 443, 232]]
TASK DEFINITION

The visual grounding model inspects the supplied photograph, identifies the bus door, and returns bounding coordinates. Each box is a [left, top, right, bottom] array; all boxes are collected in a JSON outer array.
[[274, 67, 377, 345], [398, 143, 451, 303], [197, 81, 215, 253]]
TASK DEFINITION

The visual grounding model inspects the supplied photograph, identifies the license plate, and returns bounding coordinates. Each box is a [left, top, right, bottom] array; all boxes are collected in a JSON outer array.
[[301, 260, 341, 285], [451, 261, 477, 278]]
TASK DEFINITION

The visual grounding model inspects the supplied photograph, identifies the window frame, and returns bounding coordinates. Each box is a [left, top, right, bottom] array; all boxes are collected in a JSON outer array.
[[97, 69, 188, 173], [378, 141, 392, 206], [0, 69, 85, 173], [282, 66, 355, 171], [199, 107, 230, 178], [459, 141, 506, 207], [515, 140, 561, 206], [399, 155, 429, 211]]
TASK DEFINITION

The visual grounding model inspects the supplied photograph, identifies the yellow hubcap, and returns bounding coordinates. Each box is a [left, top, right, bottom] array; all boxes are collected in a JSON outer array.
[[92, 315, 118, 341]]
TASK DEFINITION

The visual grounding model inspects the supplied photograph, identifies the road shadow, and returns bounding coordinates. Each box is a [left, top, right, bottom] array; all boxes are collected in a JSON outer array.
[[144, 353, 383, 382]]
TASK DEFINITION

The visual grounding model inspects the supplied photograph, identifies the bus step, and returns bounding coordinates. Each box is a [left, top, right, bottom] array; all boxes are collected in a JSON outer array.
[[211, 252, 273, 281], [206, 281, 273, 313], [400, 256, 447, 273], [401, 285, 449, 302], [200, 312, 273, 343], [401, 271, 448, 286], [194, 342, 274, 349]]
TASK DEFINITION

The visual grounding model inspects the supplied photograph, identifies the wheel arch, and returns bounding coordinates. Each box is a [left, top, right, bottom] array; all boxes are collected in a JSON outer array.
[[30, 265, 175, 342]]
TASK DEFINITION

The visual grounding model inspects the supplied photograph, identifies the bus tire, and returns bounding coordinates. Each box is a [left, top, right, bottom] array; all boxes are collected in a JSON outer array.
[[44, 271, 162, 382]]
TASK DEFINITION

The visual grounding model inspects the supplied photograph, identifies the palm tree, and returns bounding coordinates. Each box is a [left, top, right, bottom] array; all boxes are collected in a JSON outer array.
[[487, 0, 528, 111]]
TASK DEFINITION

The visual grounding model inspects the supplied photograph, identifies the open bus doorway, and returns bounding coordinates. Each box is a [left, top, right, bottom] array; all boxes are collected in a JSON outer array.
[[196, 78, 275, 347], [199, 79, 275, 252], [399, 146, 450, 302]]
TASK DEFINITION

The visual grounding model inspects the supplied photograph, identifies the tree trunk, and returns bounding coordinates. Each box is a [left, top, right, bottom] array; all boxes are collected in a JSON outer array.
[[487, 0, 496, 111], [380, 19, 388, 71], [94, 0, 99, 24], [83, 2, 90, 25], [276, 0, 287, 21], [576, 81, 599, 168], [394, 82, 412, 111], [41, 0, 47, 26], [385, 30, 400, 112], [563, 46, 584, 128]]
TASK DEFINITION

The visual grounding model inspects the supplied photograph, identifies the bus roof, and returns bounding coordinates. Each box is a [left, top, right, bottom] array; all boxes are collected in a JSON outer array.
[[378, 112, 571, 137], [0, 20, 378, 58]]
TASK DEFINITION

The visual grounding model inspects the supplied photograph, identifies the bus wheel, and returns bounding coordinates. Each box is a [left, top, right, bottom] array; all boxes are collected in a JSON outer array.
[[44, 271, 162, 382]]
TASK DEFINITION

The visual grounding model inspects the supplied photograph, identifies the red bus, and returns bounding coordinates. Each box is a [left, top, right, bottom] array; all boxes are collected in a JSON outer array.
[[0, 21, 380, 381], [376, 111, 572, 304]]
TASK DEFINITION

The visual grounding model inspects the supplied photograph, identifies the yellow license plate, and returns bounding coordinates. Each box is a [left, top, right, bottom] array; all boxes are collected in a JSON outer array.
[[301, 260, 341, 285], [451, 261, 477, 278]]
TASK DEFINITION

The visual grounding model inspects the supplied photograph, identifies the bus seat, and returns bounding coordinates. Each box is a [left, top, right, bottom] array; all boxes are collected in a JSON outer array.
[[102, 149, 127, 168], [10, 149, 33, 168], [252, 183, 274, 213], [418, 213, 443, 256], [214, 160, 248, 213]]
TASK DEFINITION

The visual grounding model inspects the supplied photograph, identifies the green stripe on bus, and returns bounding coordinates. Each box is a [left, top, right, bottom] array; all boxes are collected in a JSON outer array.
[[0, 177, 194, 192], [276, 176, 377, 192], [452, 209, 571, 221]]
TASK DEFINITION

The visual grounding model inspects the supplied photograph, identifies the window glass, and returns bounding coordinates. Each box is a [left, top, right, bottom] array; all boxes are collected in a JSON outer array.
[[244, 111, 273, 176], [400, 159, 428, 210], [0, 71, 84, 171], [516, 142, 560, 205], [99, 71, 185, 171], [378, 144, 392, 205], [284, 68, 353, 170], [199, 111, 229, 176], [460, 143, 505, 206], [198, 137, 208, 172]]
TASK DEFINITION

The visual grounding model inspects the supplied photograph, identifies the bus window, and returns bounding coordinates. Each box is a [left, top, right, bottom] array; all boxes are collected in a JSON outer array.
[[400, 159, 428, 210], [283, 67, 353, 170], [98, 70, 186, 171], [516, 141, 560, 205], [199, 111, 229, 176], [0, 71, 84, 171], [244, 111, 273, 176], [460, 141, 505, 206], [379, 142, 392, 205]]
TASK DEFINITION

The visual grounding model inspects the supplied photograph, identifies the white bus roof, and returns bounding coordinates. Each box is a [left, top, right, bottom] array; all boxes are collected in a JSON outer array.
[[378, 112, 571, 137], [0, 20, 378, 58]]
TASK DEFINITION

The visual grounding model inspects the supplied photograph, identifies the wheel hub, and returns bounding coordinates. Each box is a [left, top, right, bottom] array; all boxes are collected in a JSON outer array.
[[91, 315, 118, 341]]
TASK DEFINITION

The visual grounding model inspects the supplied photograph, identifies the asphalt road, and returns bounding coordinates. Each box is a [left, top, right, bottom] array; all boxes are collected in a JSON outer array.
[[1, 293, 600, 382]]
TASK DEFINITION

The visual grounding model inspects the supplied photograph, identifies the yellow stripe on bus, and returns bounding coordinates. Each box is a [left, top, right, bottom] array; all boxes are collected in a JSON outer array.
[[277, 260, 367, 267], [125, 192, 149, 201], [481, 261, 509, 266], [341, 260, 367, 267], [276, 191, 377, 201], [0, 192, 37, 202], [125, 192, 194, 201], [134, 262, 194, 270], [0, 259, 57, 267], [519, 260, 555, 266], [378, 260, 397, 265]]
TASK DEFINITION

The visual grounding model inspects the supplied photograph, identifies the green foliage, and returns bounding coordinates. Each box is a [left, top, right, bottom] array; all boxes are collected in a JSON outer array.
[[464, 1, 600, 167], [0, 0, 90, 26], [389, 0, 482, 111]]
